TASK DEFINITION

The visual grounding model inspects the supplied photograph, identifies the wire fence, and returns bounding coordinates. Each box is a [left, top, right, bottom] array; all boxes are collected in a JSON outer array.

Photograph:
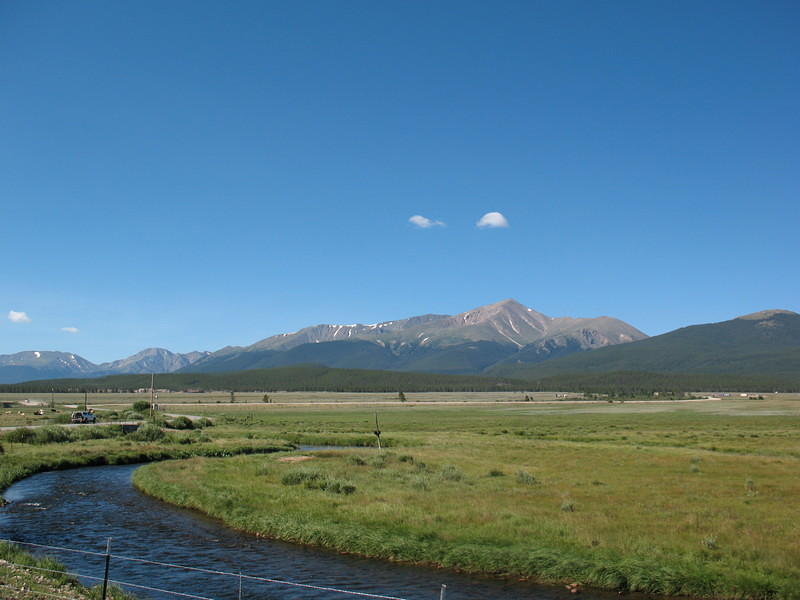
[[0, 537, 442, 600]]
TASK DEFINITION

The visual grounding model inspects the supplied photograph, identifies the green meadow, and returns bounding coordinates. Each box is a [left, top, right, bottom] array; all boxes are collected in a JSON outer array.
[[2, 393, 799, 598], [133, 397, 800, 599]]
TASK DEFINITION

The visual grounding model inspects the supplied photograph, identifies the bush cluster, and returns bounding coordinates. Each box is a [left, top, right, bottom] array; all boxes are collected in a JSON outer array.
[[129, 424, 167, 442], [166, 416, 194, 430], [3, 426, 124, 445], [281, 468, 356, 495]]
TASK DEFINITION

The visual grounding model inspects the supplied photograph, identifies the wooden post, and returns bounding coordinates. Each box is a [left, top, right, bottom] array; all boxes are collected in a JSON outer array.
[[101, 538, 111, 600], [373, 413, 382, 452], [439, 584, 447, 600]]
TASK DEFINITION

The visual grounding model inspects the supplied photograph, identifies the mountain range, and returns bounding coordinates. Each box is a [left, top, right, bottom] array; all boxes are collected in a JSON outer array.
[[0, 299, 645, 383], [2, 301, 799, 385], [0, 348, 210, 384], [182, 299, 647, 375]]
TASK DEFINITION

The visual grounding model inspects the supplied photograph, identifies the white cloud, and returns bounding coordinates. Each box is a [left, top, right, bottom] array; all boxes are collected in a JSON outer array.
[[61, 326, 80, 334], [409, 215, 445, 228], [476, 211, 510, 228], [8, 310, 31, 323]]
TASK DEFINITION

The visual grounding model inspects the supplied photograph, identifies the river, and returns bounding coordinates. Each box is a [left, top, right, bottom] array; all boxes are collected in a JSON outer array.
[[0, 464, 643, 600]]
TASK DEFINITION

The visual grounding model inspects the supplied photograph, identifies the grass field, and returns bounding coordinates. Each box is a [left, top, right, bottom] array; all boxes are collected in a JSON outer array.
[[131, 396, 800, 599], [0, 391, 581, 428], [3, 393, 800, 598]]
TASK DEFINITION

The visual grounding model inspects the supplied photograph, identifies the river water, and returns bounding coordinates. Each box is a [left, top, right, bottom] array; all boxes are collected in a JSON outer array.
[[0, 464, 641, 600]]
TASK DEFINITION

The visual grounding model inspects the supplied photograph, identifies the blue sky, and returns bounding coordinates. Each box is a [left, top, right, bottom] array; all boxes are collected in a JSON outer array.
[[2, 1, 798, 362]]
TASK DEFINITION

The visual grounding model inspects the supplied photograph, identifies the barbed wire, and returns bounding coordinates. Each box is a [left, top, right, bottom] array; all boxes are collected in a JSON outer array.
[[0, 539, 106, 558], [111, 553, 410, 599], [106, 578, 214, 600], [1, 538, 415, 600]]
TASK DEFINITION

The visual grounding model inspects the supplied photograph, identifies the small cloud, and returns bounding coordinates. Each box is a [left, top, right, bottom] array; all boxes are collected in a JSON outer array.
[[409, 215, 445, 228], [476, 211, 510, 228], [8, 310, 31, 323], [61, 326, 80, 334]]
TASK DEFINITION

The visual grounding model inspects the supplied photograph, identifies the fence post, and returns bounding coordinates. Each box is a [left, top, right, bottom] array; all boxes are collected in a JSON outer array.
[[439, 583, 447, 600], [238, 570, 243, 600], [101, 538, 112, 600]]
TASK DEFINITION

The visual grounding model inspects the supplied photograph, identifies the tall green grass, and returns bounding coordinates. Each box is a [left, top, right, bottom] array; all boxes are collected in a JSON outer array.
[[132, 403, 800, 599]]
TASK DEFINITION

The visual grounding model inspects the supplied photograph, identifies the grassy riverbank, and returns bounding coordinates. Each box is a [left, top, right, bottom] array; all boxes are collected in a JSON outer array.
[[135, 400, 800, 599], [0, 423, 293, 599], [0, 424, 292, 497]]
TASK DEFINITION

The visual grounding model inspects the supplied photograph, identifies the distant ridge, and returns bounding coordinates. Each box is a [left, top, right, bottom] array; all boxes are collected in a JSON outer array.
[[489, 309, 800, 379], [0, 348, 208, 384]]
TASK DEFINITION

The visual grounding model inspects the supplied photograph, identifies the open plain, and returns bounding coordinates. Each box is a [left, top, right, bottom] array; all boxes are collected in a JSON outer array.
[[2, 392, 799, 598]]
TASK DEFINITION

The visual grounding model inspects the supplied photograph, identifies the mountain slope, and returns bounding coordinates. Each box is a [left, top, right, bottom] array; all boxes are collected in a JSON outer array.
[[489, 309, 800, 378], [0, 351, 97, 384], [186, 299, 647, 374]]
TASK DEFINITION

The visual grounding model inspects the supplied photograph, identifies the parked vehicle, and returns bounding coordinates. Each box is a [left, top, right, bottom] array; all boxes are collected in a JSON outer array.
[[71, 411, 97, 424]]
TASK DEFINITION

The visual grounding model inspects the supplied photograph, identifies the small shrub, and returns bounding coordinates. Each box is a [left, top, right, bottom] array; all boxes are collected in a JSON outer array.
[[34, 426, 70, 444], [319, 479, 356, 495], [368, 454, 387, 469], [414, 462, 428, 472], [281, 469, 355, 494], [348, 455, 368, 466], [702, 535, 718, 550], [52, 413, 72, 424], [745, 477, 757, 496], [439, 465, 464, 482], [281, 469, 324, 486], [167, 416, 194, 430], [196, 418, 213, 428], [560, 500, 576, 512], [130, 423, 166, 442], [411, 474, 431, 491], [398, 455, 414, 463], [3, 428, 36, 444], [690, 464, 701, 473], [516, 470, 537, 485], [488, 469, 505, 477], [132, 400, 150, 413]]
